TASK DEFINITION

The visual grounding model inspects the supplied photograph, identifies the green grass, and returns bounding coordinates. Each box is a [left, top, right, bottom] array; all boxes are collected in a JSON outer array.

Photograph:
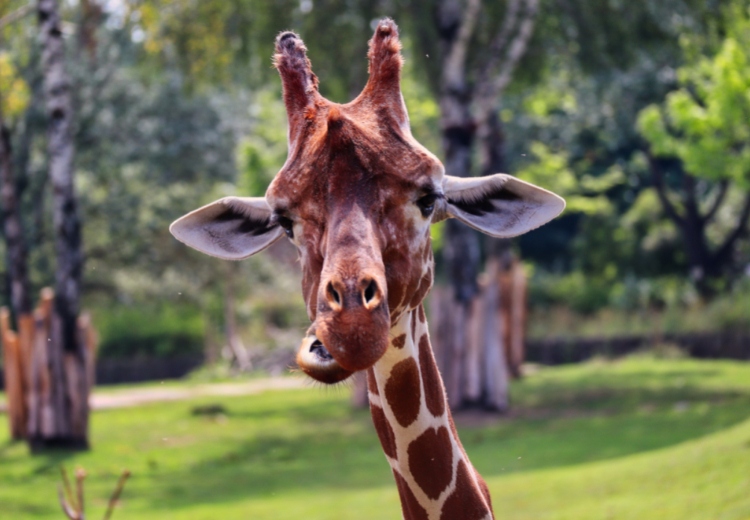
[[1, 357, 750, 519]]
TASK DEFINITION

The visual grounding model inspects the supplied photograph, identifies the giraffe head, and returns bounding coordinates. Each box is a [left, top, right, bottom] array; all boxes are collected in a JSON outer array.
[[170, 19, 564, 385]]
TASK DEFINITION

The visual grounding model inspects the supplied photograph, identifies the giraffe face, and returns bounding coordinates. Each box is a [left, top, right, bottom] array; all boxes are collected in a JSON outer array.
[[169, 19, 566, 385], [264, 101, 444, 382]]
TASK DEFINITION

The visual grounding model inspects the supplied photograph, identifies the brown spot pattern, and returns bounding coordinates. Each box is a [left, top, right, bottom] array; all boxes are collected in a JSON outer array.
[[418, 304, 426, 323], [440, 460, 490, 520], [392, 333, 406, 349], [394, 470, 429, 520], [367, 367, 379, 395], [370, 404, 397, 459], [385, 358, 422, 427], [410, 270, 433, 308], [419, 334, 445, 417], [408, 426, 453, 500]]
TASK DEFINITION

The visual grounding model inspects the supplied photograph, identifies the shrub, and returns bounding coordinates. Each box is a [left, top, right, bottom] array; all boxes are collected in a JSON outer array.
[[94, 304, 205, 359]]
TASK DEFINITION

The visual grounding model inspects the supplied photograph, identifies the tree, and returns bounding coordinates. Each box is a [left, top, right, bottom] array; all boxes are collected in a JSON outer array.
[[0, 51, 31, 323], [638, 2, 750, 294], [24, 0, 90, 450]]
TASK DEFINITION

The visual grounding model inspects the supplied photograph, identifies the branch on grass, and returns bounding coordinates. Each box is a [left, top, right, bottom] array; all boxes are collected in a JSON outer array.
[[58, 466, 131, 520], [102, 471, 131, 520]]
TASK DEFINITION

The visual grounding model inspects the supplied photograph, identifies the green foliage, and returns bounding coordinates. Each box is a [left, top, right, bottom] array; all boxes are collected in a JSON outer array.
[[529, 270, 612, 314], [129, 0, 388, 99], [528, 278, 750, 339], [2, 358, 750, 518], [516, 142, 622, 216], [699, 278, 750, 333], [94, 304, 205, 358], [237, 89, 288, 196], [638, 4, 750, 188]]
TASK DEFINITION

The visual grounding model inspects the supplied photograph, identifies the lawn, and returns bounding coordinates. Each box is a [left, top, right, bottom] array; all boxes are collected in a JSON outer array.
[[1, 356, 749, 519]]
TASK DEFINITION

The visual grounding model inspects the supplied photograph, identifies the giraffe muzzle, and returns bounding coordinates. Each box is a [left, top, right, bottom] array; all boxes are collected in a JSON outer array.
[[296, 332, 354, 384]]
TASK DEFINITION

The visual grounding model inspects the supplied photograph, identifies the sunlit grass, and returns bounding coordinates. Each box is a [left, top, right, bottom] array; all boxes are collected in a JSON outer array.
[[1, 357, 749, 519]]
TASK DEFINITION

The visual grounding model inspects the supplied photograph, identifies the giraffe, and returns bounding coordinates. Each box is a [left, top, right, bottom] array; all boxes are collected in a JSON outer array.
[[170, 19, 564, 520]]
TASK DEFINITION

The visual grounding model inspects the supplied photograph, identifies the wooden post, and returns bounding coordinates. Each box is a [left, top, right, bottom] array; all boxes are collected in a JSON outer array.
[[430, 255, 525, 411], [508, 260, 527, 378], [2, 308, 26, 438], [27, 288, 91, 451], [483, 259, 509, 411]]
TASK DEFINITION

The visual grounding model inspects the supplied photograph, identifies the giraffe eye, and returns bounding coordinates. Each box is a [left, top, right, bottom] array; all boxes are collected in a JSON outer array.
[[277, 215, 294, 239], [416, 193, 438, 217]]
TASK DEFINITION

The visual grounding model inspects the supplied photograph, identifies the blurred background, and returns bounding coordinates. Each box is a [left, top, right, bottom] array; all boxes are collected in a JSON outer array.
[[1, 0, 749, 518]]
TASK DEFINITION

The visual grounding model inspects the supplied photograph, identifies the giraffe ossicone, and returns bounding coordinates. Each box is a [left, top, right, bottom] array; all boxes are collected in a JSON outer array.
[[170, 18, 564, 520]]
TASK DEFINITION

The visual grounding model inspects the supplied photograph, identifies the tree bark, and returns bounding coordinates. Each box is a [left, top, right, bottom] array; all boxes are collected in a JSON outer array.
[[429, 0, 538, 411], [1, 111, 33, 440], [31, 0, 89, 450], [224, 262, 251, 371], [0, 116, 32, 321]]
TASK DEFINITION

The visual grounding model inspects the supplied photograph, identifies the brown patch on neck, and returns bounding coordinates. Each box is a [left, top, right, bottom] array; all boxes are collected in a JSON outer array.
[[385, 358, 421, 428], [418, 304, 426, 323], [392, 333, 406, 349], [393, 470, 429, 520], [366, 367, 379, 395], [407, 426, 453, 500], [440, 460, 493, 520], [418, 333, 445, 417], [409, 270, 433, 309], [370, 404, 397, 459]]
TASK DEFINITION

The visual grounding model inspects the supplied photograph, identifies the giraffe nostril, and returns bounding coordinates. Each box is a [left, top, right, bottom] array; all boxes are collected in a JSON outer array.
[[327, 282, 341, 306], [363, 279, 378, 306]]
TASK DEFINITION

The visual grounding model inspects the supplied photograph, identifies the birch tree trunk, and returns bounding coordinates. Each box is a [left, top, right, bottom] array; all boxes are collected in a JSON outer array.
[[431, 0, 538, 411], [29, 0, 89, 450]]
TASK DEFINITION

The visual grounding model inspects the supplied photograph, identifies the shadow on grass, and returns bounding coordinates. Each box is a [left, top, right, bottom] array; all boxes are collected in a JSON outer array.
[[139, 383, 750, 513], [140, 402, 392, 512], [31, 450, 78, 476]]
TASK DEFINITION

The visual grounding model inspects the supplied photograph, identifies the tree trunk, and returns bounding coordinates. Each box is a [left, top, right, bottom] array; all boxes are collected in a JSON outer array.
[[0, 117, 32, 321], [649, 157, 750, 296], [482, 258, 509, 411], [224, 262, 251, 371], [432, 0, 539, 411], [1, 111, 33, 440], [30, 0, 89, 450]]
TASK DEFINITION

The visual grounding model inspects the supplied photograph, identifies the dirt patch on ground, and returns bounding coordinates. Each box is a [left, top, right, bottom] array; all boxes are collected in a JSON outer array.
[[0, 377, 307, 414]]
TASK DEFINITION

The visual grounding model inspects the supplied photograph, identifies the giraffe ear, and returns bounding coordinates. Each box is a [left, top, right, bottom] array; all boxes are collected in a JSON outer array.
[[442, 174, 565, 238], [170, 197, 284, 260]]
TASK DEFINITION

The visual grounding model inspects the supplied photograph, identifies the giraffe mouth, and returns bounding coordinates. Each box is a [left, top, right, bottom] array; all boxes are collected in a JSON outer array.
[[295, 333, 354, 384], [309, 339, 333, 361]]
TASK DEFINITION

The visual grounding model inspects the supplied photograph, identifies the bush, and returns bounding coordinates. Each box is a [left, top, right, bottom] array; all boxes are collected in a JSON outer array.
[[529, 271, 611, 314], [94, 304, 205, 359]]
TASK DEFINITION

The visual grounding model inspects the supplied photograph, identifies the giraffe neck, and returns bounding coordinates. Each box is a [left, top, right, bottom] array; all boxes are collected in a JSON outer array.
[[366, 305, 494, 520]]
